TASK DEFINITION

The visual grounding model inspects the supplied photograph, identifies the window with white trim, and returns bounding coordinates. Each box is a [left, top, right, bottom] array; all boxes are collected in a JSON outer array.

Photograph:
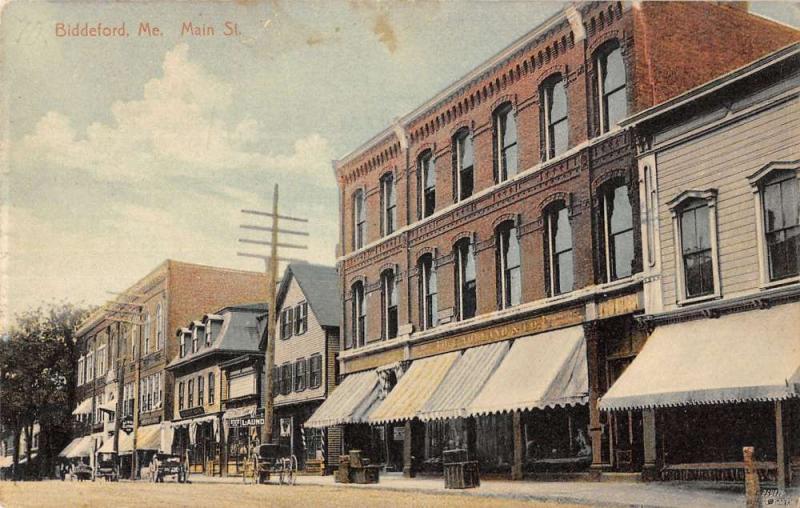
[[380, 173, 396, 236], [381, 269, 398, 340], [761, 171, 799, 281], [350, 281, 366, 349], [496, 221, 521, 309], [494, 103, 518, 182], [418, 254, 438, 330], [454, 238, 477, 320], [419, 151, 436, 219], [545, 202, 574, 296], [353, 189, 366, 250], [668, 190, 720, 302], [294, 302, 308, 335], [454, 130, 474, 202]]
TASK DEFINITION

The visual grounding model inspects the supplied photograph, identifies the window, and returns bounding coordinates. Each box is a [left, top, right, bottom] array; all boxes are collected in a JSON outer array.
[[494, 104, 518, 182], [156, 303, 164, 350], [179, 333, 186, 358], [419, 151, 436, 218], [380, 173, 396, 236], [761, 172, 799, 281], [418, 254, 438, 330], [680, 202, 714, 298], [602, 183, 634, 281], [542, 76, 569, 160], [454, 130, 474, 201], [156, 373, 162, 408], [353, 189, 366, 250], [496, 222, 522, 309], [77, 356, 85, 386], [86, 351, 94, 381], [272, 366, 280, 398], [309, 355, 322, 389], [280, 364, 292, 396], [178, 381, 185, 410], [187, 379, 194, 408], [198, 375, 204, 406], [350, 282, 366, 349], [381, 269, 398, 339], [205, 322, 212, 346], [597, 42, 627, 134], [192, 326, 201, 353], [545, 203, 574, 296], [294, 302, 308, 335], [454, 238, 477, 320], [294, 359, 306, 392], [281, 308, 294, 339], [97, 345, 107, 376], [143, 313, 151, 355], [208, 372, 215, 405]]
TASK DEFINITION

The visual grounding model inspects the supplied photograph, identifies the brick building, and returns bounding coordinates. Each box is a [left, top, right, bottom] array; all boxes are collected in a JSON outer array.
[[601, 44, 800, 486], [318, 2, 798, 479], [69, 260, 268, 478]]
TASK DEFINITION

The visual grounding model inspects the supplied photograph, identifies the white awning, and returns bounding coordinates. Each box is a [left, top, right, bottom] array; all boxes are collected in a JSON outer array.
[[305, 370, 381, 428], [467, 326, 588, 416], [118, 424, 162, 454], [600, 303, 800, 411], [418, 341, 511, 421], [98, 400, 116, 414], [59, 436, 85, 458], [64, 436, 93, 458], [369, 351, 460, 425], [72, 398, 92, 416], [222, 405, 257, 420]]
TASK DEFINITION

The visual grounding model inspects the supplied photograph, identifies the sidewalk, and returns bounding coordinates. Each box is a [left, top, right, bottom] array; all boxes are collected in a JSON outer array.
[[192, 471, 799, 507]]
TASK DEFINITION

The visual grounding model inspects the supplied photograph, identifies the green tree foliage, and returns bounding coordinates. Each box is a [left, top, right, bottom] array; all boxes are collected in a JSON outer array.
[[0, 302, 87, 479]]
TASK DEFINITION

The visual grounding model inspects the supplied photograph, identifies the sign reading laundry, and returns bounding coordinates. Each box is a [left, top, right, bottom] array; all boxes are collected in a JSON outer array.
[[228, 409, 264, 428]]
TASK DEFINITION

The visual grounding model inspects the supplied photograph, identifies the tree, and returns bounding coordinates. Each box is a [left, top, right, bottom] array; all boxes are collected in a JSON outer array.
[[0, 302, 87, 479]]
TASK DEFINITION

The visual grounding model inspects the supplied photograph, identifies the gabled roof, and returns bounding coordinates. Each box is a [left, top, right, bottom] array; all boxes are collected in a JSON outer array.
[[275, 263, 340, 328], [167, 304, 268, 370]]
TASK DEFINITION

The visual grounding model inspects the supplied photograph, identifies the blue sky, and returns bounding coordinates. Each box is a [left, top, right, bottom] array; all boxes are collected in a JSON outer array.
[[2, 1, 798, 330]]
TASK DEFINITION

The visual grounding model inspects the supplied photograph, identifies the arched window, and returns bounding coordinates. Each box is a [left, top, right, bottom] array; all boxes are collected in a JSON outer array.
[[156, 303, 164, 350], [496, 221, 521, 309], [418, 254, 438, 330], [350, 281, 366, 349], [542, 75, 568, 160], [494, 103, 518, 182], [380, 173, 396, 236], [142, 312, 151, 355], [453, 130, 474, 202], [353, 189, 366, 250], [381, 269, 398, 339], [597, 41, 627, 133], [454, 238, 477, 320], [419, 151, 436, 219], [601, 181, 634, 281], [545, 202, 574, 295]]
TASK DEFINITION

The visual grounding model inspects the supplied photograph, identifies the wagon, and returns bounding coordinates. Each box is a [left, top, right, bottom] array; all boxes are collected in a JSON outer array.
[[253, 443, 297, 485], [95, 452, 119, 481], [149, 453, 187, 483]]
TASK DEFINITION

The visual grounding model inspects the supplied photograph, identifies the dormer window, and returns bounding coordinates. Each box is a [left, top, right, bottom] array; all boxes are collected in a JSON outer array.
[[205, 324, 212, 346]]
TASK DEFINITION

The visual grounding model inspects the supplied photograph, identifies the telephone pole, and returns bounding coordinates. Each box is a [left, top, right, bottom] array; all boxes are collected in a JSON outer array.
[[238, 184, 308, 446]]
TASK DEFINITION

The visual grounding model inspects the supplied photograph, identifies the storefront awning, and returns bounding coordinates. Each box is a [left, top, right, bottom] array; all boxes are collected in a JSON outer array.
[[223, 405, 258, 421], [59, 436, 85, 458], [418, 341, 510, 421], [64, 436, 93, 458], [118, 424, 162, 453], [305, 370, 381, 428], [599, 304, 800, 411], [467, 325, 588, 416], [369, 351, 460, 425], [72, 398, 92, 416], [98, 400, 116, 414]]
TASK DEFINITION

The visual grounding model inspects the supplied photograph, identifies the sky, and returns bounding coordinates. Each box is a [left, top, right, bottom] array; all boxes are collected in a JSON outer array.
[[1, 1, 798, 332]]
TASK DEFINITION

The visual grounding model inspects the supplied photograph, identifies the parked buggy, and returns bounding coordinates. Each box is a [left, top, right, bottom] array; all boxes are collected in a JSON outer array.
[[71, 463, 93, 481], [253, 443, 297, 485], [149, 453, 187, 483], [95, 452, 119, 481]]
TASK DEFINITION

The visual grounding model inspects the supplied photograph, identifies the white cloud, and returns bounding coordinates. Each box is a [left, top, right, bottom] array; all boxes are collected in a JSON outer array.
[[13, 43, 336, 186]]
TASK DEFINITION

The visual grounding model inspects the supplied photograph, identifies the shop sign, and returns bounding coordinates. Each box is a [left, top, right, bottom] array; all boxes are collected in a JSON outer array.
[[121, 417, 133, 434], [228, 409, 264, 428], [179, 407, 205, 419], [392, 426, 404, 441], [280, 418, 292, 437]]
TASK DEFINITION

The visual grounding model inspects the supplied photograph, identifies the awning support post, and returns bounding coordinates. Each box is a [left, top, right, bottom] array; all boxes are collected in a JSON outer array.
[[402, 420, 414, 478], [512, 411, 523, 481], [584, 321, 604, 479], [776, 400, 786, 490], [642, 408, 657, 481], [219, 414, 227, 477]]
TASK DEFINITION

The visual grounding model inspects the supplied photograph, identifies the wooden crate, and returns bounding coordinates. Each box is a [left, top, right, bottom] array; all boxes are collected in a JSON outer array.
[[444, 461, 480, 489]]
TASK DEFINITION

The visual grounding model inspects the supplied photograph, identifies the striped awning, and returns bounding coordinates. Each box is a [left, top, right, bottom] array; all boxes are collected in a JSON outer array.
[[467, 325, 588, 416], [418, 341, 510, 421], [305, 370, 381, 428], [59, 436, 85, 458], [72, 398, 92, 416], [369, 352, 460, 425], [118, 424, 161, 454], [600, 303, 800, 411], [62, 436, 93, 458]]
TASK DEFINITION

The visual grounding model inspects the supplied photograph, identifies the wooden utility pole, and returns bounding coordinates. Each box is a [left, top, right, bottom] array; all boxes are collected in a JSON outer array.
[[238, 183, 308, 446]]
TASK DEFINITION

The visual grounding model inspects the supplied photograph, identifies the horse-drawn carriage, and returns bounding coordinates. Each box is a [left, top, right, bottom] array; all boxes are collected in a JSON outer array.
[[95, 452, 119, 481], [251, 444, 297, 485], [148, 453, 187, 483]]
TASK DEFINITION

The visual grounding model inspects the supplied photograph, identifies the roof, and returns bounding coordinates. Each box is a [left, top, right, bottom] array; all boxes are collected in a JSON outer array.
[[167, 305, 267, 370], [369, 352, 460, 425], [275, 263, 340, 328], [621, 42, 800, 128], [599, 303, 800, 411], [305, 370, 382, 428], [467, 325, 588, 416], [418, 341, 510, 421]]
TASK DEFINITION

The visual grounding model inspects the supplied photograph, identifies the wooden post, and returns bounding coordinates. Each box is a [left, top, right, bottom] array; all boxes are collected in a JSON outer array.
[[642, 408, 657, 481], [262, 185, 279, 446], [219, 414, 227, 477], [583, 321, 604, 479], [743, 446, 759, 508], [775, 401, 786, 490], [512, 411, 523, 480], [402, 420, 414, 478]]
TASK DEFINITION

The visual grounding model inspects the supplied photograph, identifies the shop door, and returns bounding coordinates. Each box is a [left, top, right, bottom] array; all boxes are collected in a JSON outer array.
[[607, 357, 644, 472]]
